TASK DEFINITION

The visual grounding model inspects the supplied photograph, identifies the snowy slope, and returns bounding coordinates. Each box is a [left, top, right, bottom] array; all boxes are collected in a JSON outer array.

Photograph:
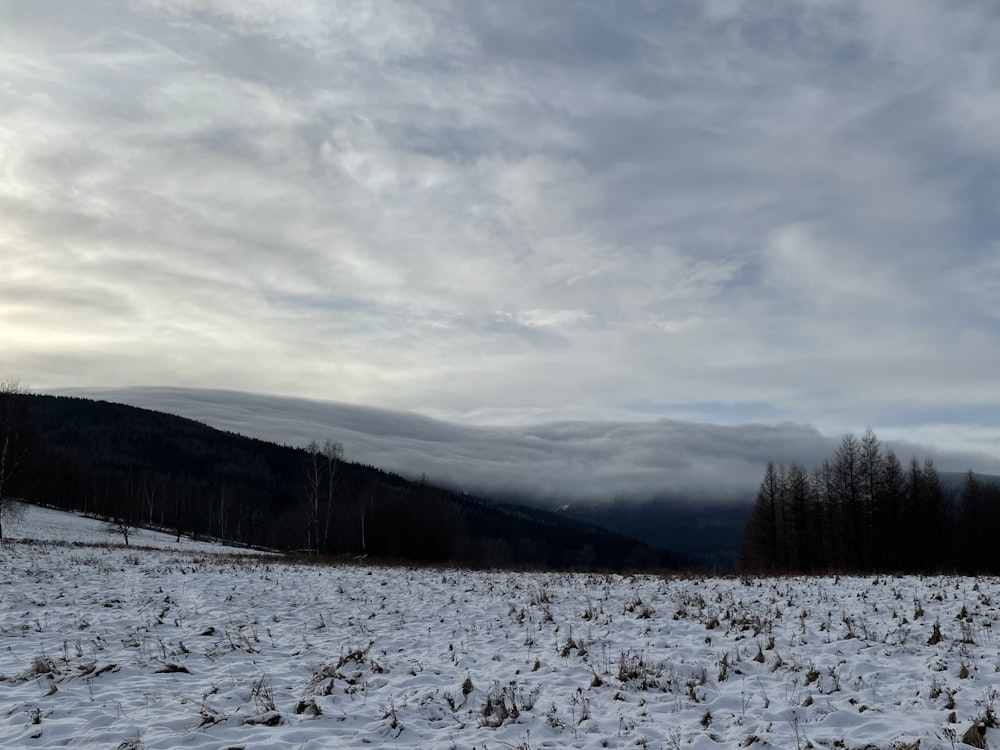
[[5, 503, 254, 553], [1, 506, 998, 748]]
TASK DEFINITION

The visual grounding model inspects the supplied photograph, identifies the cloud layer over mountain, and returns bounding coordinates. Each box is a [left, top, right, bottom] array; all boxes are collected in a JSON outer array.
[[62, 388, 1000, 503]]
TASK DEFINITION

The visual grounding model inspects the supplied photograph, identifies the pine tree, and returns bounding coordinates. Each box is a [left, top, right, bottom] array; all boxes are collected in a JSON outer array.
[[833, 434, 864, 570], [740, 462, 783, 572]]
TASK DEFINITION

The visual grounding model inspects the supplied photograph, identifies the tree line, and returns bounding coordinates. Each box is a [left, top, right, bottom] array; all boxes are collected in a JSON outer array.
[[740, 429, 1000, 573]]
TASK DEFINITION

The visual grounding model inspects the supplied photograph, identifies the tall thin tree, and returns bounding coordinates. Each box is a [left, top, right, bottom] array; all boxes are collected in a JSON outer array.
[[321, 439, 343, 554]]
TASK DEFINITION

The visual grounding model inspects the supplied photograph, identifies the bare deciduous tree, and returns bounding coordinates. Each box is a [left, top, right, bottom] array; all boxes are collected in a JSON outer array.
[[305, 440, 322, 553], [108, 516, 136, 546], [321, 439, 343, 553], [304, 439, 344, 554]]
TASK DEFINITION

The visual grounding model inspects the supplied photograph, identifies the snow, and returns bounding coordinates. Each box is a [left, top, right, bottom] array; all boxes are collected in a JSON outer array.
[[2, 505, 999, 749], [4, 504, 260, 553]]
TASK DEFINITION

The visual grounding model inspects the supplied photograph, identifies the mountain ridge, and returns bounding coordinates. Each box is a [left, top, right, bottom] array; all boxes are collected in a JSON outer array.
[[10, 392, 680, 570]]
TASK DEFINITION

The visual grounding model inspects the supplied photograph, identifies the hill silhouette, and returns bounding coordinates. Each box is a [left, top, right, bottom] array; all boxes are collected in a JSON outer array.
[[8, 393, 680, 570]]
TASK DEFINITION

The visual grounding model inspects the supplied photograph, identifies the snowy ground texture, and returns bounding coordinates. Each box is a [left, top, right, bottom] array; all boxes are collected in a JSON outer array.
[[2, 506, 999, 749]]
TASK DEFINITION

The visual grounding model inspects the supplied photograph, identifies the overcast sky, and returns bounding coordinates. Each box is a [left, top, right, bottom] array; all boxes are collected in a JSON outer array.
[[5, 1, 1000, 467]]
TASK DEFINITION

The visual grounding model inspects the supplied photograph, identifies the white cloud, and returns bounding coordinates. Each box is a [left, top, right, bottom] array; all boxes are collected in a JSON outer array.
[[499, 309, 591, 329], [762, 223, 892, 304], [646, 316, 702, 334]]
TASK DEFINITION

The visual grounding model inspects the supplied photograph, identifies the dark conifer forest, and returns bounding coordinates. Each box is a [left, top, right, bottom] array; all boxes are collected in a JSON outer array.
[[3, 393, 677, 570], [740, 429, 1000, 574]]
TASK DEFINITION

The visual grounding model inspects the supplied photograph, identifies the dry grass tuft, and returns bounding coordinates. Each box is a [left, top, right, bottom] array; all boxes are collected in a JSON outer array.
[[926, 621, 942, 645], [961, 721, 987, 749]]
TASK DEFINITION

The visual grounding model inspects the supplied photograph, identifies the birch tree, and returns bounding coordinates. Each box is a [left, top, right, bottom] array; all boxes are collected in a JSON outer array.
[[304, 439, 343, 554], [321, 439, 343, 554]]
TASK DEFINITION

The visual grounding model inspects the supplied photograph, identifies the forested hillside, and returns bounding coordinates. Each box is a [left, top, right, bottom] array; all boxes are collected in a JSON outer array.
[[2, 392, 677, 570], [556, 498, 750, 571], [740, 429, 1000, 573]]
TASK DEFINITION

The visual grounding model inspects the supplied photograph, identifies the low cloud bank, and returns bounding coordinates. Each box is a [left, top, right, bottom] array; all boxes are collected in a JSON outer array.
[[56, 387, 1000, 504]]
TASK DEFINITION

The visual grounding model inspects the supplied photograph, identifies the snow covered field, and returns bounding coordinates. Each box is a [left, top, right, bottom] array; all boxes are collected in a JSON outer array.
[[2, 506, 998, 749]]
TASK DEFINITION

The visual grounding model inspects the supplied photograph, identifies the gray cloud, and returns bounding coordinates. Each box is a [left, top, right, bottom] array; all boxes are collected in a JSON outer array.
[[59, 387, 1000, 504], [3, 1, 999, 463]]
